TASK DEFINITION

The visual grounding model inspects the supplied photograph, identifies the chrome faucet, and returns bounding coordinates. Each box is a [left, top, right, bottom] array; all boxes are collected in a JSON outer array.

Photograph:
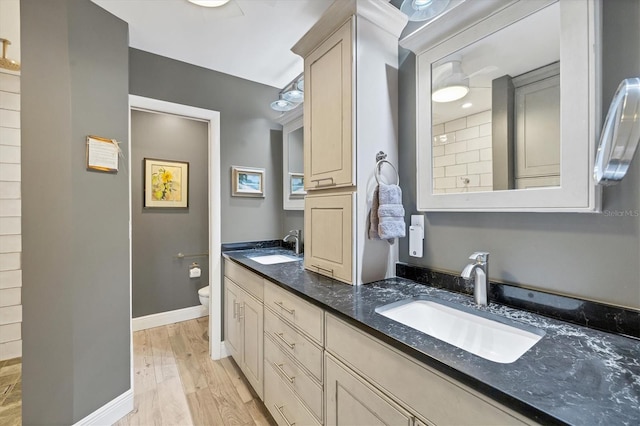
[[283, 229, 302, 255], [461, 252, 490, 306]]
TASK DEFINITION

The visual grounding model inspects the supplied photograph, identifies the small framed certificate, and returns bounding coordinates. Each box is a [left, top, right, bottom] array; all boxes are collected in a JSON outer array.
[[86, 135, 119, 172]]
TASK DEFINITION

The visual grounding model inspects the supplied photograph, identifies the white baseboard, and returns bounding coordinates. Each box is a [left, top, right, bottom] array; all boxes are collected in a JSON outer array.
[[73, 389, 133, 426], [219, 341, 231, 359], [132, 305, 208, 331]]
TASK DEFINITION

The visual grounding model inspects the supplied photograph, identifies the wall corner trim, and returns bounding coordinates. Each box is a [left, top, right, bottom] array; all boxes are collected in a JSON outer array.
[[132, 305, 208, 332], [72, 389, 133, 426]]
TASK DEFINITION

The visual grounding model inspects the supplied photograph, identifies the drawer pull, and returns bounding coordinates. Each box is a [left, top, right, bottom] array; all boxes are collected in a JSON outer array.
[[238, 303, 244, 320], [274, 332, 296, 349], [274, 301, 295, 315], [273, 404, 296, 426], [312, 264, 334, 275], [233, 301, 237, 319], [273, 362, 295, 383], [311, 177, 335, 187]]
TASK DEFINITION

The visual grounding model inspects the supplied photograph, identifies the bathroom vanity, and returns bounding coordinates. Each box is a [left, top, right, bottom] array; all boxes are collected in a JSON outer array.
[[223, 248, 640, 426]]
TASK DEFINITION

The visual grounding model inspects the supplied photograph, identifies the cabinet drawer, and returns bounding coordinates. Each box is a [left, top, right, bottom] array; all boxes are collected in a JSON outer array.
[[264, 334, 323, 422], [265, 360, 321, 426], [326, 314, 531, 426], [224, 259, 263, 301], [264, 280, 324, 344], [265, 308, 323, 382]]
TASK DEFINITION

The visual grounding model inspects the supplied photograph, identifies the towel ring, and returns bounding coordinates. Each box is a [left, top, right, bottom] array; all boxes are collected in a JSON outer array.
[[375, 159, 400, 185]]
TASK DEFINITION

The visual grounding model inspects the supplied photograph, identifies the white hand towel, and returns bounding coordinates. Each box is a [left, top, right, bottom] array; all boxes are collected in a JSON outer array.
[[369, 182, 406, 242]]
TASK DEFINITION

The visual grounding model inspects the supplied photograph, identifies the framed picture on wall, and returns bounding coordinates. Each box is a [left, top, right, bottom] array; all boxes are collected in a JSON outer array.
[[289, 173, 306, 197], [232, 166, 265, 197], [144, 158, 189, 208]]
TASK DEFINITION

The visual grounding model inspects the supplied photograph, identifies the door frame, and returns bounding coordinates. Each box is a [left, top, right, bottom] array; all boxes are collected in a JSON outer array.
[[128, 95, 224, 362]]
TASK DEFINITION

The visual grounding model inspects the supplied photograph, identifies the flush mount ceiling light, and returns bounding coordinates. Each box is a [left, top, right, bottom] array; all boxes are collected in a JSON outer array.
[[400, 0, 450, 22], [187, 0, 230, 7], [431, 60, 469, 103]]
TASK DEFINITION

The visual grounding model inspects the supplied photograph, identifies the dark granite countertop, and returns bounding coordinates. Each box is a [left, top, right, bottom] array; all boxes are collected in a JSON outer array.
[[223, 247, 640, 426]]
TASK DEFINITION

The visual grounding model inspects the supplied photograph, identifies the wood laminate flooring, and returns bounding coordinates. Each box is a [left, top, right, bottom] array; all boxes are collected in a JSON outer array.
[[115, 317, 276, 426], [0, 357, 21, 426]]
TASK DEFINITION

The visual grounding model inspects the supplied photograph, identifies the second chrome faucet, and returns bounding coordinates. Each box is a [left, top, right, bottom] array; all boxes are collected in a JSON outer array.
[[461, 252, 490, 306], [283, 229, 303, 255]]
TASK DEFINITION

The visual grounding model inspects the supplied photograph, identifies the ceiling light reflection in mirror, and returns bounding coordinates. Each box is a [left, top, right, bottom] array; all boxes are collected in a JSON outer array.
[[431, 3, 561, 195]]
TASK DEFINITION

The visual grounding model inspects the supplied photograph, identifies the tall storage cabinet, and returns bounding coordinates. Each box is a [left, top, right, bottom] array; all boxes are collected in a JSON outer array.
[[304, 19, 354, 190], [293, 0, 408, 285]]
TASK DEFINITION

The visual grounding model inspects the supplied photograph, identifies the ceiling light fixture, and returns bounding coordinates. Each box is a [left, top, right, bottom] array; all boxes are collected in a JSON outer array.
[[431, 60, 469, 103], [0, 39, 20, 71], [270, 96, 296, 112], [400, 0, 450, 22], [271, 73, 304, 112], [187, 0, 231, 8], [282, 81, 304, 103]]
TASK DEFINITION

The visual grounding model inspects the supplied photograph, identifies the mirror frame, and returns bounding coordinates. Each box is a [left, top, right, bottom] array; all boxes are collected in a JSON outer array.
[[282, 115, 305, 210], [406, 0, 601, 212]]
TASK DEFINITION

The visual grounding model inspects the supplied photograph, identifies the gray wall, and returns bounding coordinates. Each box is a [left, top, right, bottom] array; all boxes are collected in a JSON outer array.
[[398, 0, 640, 309], [131, 110, 209, 317], [21, 0, 130, 423], [129, 49, 286, 243]]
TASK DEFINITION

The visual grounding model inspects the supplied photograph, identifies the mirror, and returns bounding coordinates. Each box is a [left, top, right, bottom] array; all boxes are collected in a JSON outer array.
[[431, 3, 560, 193], [410, 0, 601, 211], [283, 116, 305, 210]]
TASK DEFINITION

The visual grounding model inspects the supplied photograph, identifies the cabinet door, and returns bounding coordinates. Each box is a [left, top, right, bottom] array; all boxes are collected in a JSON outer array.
[[240, 292, 264, 399], [325, 354, 413, 426], [304, 18, 354, 190], [304, 192, 353, 284], [515, 74, 561, 182], [224, 278, 241, 361]]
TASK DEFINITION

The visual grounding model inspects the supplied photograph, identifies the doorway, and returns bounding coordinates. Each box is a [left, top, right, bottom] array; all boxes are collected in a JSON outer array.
[[128, 96, 223, 362]]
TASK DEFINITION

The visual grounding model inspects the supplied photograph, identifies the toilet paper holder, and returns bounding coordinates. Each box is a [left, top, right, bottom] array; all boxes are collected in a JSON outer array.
[[189, 262, 202, 278]]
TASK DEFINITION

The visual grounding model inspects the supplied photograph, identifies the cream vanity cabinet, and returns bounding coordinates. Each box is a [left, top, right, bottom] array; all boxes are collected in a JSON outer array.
[[263, 280, 325, 426], [325, 314, 537, 426], [223, 260, 264, 399], [304, 192, 354, 284], [325, 354, 414, 426], [293, 0, 407, 285], [303, 18, 353, 190]]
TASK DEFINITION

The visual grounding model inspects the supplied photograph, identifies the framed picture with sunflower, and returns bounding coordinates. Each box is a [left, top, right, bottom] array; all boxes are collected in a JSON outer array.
[[144, 158, 189, 208]]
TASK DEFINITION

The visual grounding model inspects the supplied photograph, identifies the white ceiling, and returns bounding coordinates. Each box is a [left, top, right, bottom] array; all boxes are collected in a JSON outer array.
[[91, 0, 335, 88]]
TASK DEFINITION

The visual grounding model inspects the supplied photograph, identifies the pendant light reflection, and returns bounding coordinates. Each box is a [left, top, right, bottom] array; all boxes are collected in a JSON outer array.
[[431, 60, 469, 103], [400, 0, 450, 22]]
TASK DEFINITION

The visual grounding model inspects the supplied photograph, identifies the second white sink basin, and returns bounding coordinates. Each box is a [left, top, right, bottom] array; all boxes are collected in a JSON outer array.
[[248, 254, 300, 265], [375, 297, 544, 363]]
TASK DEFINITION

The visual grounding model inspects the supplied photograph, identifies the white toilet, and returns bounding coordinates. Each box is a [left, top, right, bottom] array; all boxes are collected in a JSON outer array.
[[198, 285, 210, 311]]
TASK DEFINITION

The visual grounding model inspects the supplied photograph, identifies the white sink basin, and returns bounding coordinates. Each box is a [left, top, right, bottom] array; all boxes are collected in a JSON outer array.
[[248, 254, 300, 265], [375, 297, 544, 363]]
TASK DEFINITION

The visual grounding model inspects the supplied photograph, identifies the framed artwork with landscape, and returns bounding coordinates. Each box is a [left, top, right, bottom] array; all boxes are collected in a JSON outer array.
[[232, 166, 265, 197], [289, 173, 305, 197], [144, 158, 189, 208]]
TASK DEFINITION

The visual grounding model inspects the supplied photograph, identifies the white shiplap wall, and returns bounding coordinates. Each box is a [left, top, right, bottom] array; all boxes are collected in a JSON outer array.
[[0, 70, 22, 360]]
